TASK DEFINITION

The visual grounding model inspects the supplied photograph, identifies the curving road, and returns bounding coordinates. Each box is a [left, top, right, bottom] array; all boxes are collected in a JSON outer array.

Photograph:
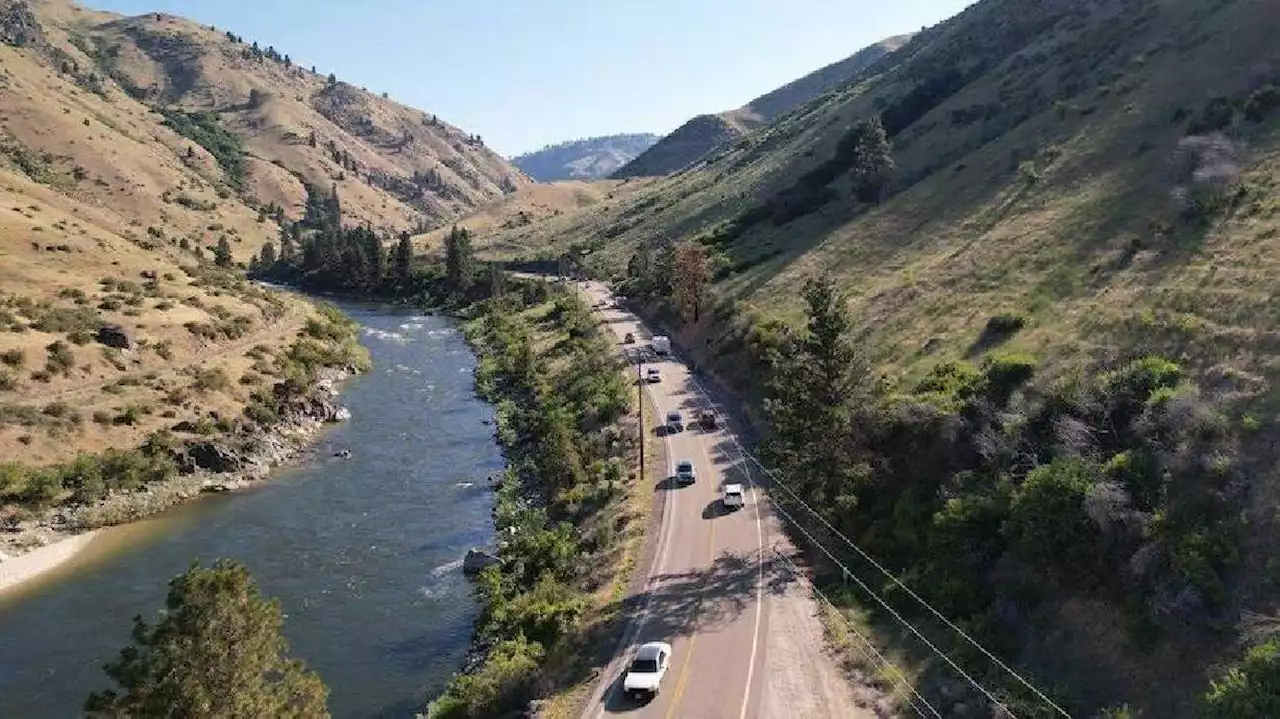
[[572, 280, 879, 719]]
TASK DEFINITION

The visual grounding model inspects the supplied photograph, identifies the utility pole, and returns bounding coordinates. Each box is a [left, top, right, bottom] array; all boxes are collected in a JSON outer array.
[[636, 350, 644, 483]]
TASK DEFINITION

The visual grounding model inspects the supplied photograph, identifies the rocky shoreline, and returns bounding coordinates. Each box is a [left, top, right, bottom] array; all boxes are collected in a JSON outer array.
[[0, 366, 358, 591]]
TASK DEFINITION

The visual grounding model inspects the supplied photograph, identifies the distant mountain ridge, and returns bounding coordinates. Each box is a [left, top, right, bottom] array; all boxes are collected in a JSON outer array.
[[614, 34, 912, 178], [512, 133, 660, 181]]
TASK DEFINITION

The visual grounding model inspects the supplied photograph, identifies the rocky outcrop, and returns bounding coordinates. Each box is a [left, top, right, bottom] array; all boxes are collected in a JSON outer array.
[[462, 548, 500, 575], [96, 323, 134, 349], [0, 1, 44, 49]]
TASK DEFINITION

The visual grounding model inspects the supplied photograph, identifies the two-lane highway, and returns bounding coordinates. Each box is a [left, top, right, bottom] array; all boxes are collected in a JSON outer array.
[[572, 280, 878, 719]]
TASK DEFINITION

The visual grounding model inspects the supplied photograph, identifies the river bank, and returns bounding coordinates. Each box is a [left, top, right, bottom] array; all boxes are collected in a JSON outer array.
[[0, 303, 499, 718], [0, 364, 356, 595], [428, 284, 647, 718]]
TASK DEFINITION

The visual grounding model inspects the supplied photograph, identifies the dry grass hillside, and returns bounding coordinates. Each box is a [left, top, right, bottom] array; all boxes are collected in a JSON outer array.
[[486, 0, 1280, 399], [613, 34, 912, 178], [472, 1, 1280, 711], [411, 178, 656, 258], [0, 0, 524, 474]]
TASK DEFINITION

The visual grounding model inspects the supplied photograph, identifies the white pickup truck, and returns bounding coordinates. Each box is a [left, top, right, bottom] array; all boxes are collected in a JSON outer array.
[[722, 483, 745, 510]]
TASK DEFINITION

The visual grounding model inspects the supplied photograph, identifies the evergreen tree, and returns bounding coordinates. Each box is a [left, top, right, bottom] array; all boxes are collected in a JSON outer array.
[[214, 237, 233, 268], [488, 261, 506, 299], [850, 116, 894, 204], [444, 225, 475, 292], [259, 241, 277, 268], [394, 231, 413, 290], [85, 560, 329, 718], [248, 88, 265, 109], [327, 73, 337, 85], [279, 228, 296, 264], [763, 275, 870, 504], [308, 130, 317, 148], [361, 225, 385, 290]]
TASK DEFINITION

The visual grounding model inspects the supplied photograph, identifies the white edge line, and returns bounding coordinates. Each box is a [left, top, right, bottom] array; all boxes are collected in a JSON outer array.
[[688, 375, 767, 719], [582, 286, 678, 719]]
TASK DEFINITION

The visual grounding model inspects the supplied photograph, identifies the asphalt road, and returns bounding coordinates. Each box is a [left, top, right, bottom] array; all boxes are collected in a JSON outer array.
[[571, 280, 879, 719]]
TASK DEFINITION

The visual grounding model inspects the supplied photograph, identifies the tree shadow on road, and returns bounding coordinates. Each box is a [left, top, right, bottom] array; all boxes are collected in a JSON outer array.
[[567, 550, 800, 714]]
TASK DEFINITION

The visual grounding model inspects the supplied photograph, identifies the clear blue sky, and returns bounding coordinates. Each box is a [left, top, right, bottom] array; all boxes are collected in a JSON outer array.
[[87, 0, 972, 157]]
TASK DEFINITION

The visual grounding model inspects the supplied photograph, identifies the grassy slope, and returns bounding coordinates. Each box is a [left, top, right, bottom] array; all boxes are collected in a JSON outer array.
[[412, 178, 658, 259], [483, 0, 1280, 400], [470, 0, 1280, 710], [613, 34, 912, 178], [0, 0, 524, 468]]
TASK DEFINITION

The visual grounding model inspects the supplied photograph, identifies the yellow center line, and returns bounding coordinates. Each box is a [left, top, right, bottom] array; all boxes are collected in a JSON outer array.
[[664, 436, 718, 718]]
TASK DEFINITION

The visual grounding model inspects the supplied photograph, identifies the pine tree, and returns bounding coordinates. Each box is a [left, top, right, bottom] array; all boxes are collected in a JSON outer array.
[[248, 88, 265, 109], [259, 241, 277, 268], [444, 225, 475, 292], [394, 231, 413, 290], [85, 560, 329, 718], [361, 226, 385, 291], [763, 275, 869, 503], [214, 237, 233, 267], [850, 116, 894, 204], [279, 228, 296, 264]]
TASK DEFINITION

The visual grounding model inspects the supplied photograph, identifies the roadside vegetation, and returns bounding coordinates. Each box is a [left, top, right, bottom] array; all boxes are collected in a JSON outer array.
[[429, 281, 636, 718]]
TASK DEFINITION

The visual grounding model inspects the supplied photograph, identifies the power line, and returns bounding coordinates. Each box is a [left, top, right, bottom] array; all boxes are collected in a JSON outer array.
[[768, 544, 943, 719], [685, 373, 1070, 717], [765, 485, 1014, 716]]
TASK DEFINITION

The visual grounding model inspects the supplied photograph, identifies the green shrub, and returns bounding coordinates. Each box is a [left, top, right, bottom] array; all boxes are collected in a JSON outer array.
[[32, 305, 100, 334], [1243, 84, 1279, 123], [429, 635, 544, 718], [981, 353, 1037, 401], [0, 348, 23, 367], [1005, 458, 1104, 583], [68, 329, 95, 345], [0, 370, 13, 391], [45, 340, 75, 376], [113, 405, 143, 426], [190, 367, 230, 392], [160, 109, 246, 187], [1202, 637, 1280, 717]]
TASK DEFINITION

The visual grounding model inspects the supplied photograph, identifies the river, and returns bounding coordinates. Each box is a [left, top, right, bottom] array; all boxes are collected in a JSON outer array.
[[0, 304, 502, 718]]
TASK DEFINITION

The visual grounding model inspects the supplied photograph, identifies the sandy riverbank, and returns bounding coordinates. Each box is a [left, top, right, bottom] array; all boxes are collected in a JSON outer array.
[[0, 531, 99, 593]]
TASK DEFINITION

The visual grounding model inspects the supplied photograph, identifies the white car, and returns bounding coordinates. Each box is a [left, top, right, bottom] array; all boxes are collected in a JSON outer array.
[[645, 367, 661, 383], [722, 483, 745, 510], [623, 641, 671, 700], [675, 459, 695, 485]]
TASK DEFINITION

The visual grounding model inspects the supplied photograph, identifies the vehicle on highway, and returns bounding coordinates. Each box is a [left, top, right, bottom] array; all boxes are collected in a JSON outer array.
[[623, 641, 671, 700], [699, 409, 717, 429], [675, 459, 696, 484], [665, 411, 684, 433], [624, 331, 635, 343], [652, 335, 671, 355], [722, 483, 745, 510], [645, 367, 661, 383]]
